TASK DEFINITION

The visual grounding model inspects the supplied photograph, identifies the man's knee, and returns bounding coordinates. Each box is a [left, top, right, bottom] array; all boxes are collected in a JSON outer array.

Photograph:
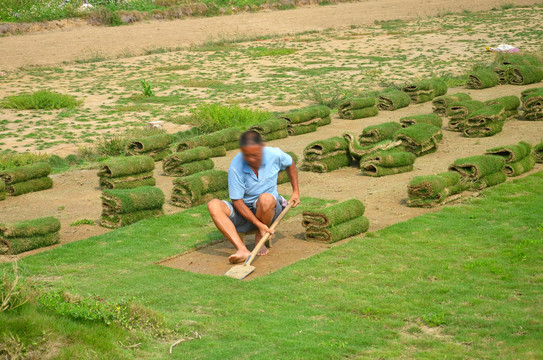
[[257, 193, 276, 212], [207, 199, 228, 217]]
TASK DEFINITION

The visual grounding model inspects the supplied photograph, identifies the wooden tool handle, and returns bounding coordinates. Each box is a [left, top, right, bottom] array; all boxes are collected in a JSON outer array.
[[245, 202, 293, 267]]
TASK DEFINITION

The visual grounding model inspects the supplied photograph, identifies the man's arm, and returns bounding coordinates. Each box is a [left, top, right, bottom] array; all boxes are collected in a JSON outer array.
[[286, 162, 300, 207]]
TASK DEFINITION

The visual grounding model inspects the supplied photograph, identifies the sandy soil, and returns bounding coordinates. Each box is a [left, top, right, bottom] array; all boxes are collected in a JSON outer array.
[[1, 0, 541, 71]]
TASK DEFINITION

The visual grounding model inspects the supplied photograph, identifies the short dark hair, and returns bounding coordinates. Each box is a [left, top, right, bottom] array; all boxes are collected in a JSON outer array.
[[239, 130, 263, 147]]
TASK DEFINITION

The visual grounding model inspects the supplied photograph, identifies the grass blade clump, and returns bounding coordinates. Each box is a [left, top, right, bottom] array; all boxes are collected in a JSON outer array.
[[377, 89, 412, 111], [0, 90, 82, 110], [98, 156, 155, 190], [0, 162, 53, 196], [303, 199, 369, 243], [359, 122, 402, 145], [466, 68, 500, 89], [400, 114, 442, 128], [0, 216, 60, 255], [449, 155, 506, 189], [402, 79, 447, 103], [486, 141, 535, 176], [171, 170, 228, 208], [432, 92, 471, 115], [338, 97, 378, 119], [407, 171, 469, 207], [187, 104, 275, 133], [507, 65, 543, 85], [100, 186, 164, 228], [394, 123, 443, 156]]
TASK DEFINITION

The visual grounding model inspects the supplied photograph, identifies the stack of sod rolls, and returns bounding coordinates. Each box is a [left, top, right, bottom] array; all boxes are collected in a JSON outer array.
[[486, 141, 535, 177], [277, 152, 298, 185], [402, 79, 447, 103], [407, 171, 469, 207], [359, 122, 402, 145], [394, 123, 443, 156], [126, 133, 174, 161], [177, 127, 241, 154], [446, 100, 485, 131], [535, 140, 543, 163], [302, 199, 369, 243], [338, 97, 378, 119], [360, 149, 416, 177], [449, 155, 506, 190], [162, 146, 214, 177], [0, 162, 53, 197], [466, 68, 500, 89], [484, 95, 520, 118], [377, 88, 412, 111], [98, 156, 155, 190], [432, 93, 471, 115], [301, 137, 352, 173], [463, 104, 506, 138], [343, 132, 402, 161], [249, 118, 288, 141], [521, 87, 543, 121], [171, 170, 228, 208], [280, 106, 331, 136], [100, 186, 164, 229], [400, 114, 443, 128], [0, 216, 60, 255]]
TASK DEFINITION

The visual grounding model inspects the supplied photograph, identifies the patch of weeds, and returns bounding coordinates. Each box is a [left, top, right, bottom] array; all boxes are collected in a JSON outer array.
[[1, 262, 31, 313], [94, 128, 165, 157], [140, 79, 154, 97], [70, 219, 95, 226], [301, 85, 348, 109], [154, 64, 191, 71], [250, 47, 298, 57], [183, 104, 275, 133], [421, 313, 446, 327], [0, 90, 82, 110], [0, 151, 48, 171]]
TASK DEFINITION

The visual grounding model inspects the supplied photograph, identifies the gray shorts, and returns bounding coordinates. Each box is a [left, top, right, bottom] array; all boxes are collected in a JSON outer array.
[[223, 195, 285, 233]]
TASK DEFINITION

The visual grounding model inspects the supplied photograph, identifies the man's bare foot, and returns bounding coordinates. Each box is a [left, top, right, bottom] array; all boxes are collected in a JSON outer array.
[[228, 248, 251, 264], [257, 244, 269, 256]]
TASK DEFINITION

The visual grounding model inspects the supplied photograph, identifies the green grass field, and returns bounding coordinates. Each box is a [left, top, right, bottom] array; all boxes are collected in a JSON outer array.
[[2, 172, 542, 359]]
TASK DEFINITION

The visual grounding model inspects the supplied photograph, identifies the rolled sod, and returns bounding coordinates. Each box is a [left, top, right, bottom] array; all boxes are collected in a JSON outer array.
[[6, 177, 53, 196], [209, 146, 227, 158], [0, 162, 51, 184], [126, 133, 175, 155], [359, 122, 402, 145], [303, 136, 349, 160], [447, 100, 485, 120], [507, 65, 543, 85], [100, 209, 164, 229], [523, 110, 543, 121], [463, 121, 504, 138], [280, 106, 331, 124], [163, 147, 212, 168], [522, 88, 543, 120], [343, 133, 402, 160], [301, 152, 352, 173], [394, 123, 443, 156], [466, 68, 500, 89], [449, 155, 505, 180], [432, 93, 471, 114], [377, 89, 412, 111], [98, 156, 155, 178], [486, 141, 532, 163], [470, 171, 506, 190], [400, 114, 443, 128], [171, 170, 228, 208], [177, 127, 242, 150], [535, 141, 543, 163], [102, 186, 165, 214], [339, 106, 379, 120], [149, 148, 172, 162], [0, 216, 60, 238], [492, 65, 510, 84], [521, 87, 543, 104], [163, 158, 214, 177], [0, 232, 60, 255], [465, 104, 506, 126], [99, 173, 156, 190], [287, 122, 318, 136], [317, 115, 332, 127], [504, 155, 536, 177], [249, 118, 288, 134], [302, 199, 365, 228], [0, 181, 5, 201], [305, 216, 369, 243], [262, 129, 288, 142], [500, 54, 541, 66], [402, 79, 447, 103], [338, 97, 378, 119], [277, 152, 298, 185], [484, 96, 520, 112], [407, 172, 469, 207], [361, 150, 416, 168], [361, 163, 413, 177]]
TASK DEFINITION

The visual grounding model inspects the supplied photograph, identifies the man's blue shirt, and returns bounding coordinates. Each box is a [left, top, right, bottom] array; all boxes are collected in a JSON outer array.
[[228, 147, 293, 205]]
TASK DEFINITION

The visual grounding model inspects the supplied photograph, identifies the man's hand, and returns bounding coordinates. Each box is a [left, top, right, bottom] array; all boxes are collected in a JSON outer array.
[[289, 191, 301, 207], [257, 223, 275, 239]]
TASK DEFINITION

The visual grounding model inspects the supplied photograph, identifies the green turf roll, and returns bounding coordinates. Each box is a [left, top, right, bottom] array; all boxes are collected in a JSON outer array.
[[305, 216, 369, 243], [164, 159, 214, 177], [303, 136, 349, 160], [377, 89, 412, 111], [277, 152, 298, 185], [126, 133, 174, 155], [465, 104, 506, 126], [98, 156, 155, 178], [463, 121, 504, 138], [100, 209, 164, 229], [499, 54, 541, 66], [6, 176, 53, 196], [99, 173, 155, 190], [302, 199, 365, 228], [338, 97, 378, 119], [523, 110, 543, 121], [209, 146, 227, 158], [402, 79, 447, 103], [361, 163, 413, 177], [447, 100, 485, 121], [359, 122, 402, 145], [535, 141, 543, 163], [301, 152, 352, 173], [171, 170, 228, 208], [449, 155, 505, 180], [102, 186, 164, 215], [280, 106, 331, 124], [339, 106, 379, 120], [470, 171, 506, 190], [343, 133, 402, 160], [407, 171, 462, 197], [521, 87, 543, 104], [287, 121, 318, 136], [466, 68, 500, 89], [317, 115, 332, 127], [361, 150, 416, 168], [400, 114, 443, 128], [394, 123, 443, 156], [484, 96, 520, 112], [249, 118, 288, 134], [504, 155, 536, 177], [486, 141, 532, 163], [432, 93, 471, 114], [492, 65, 510, 84], [163, 147, 213, 170], [262, 129, 288, 142], [0, 232, 60, 255], [507, 65, 543, 85], [522, 88, 543, 120], [0, 216, 60, 238], [0, 162, 51, 184], [177, 127, 242, 150]]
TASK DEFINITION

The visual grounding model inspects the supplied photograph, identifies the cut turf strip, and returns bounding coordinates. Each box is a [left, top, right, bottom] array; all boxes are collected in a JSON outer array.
[[359, 122, 402, 145], [432, 93, 471, 115], [407, 171, 469, 208], [177, 128, 242, 151], [171, 170, 229, 208], [0, 216, 60, 255], [377, 89, 412, 111], [402, 78, 447, 103], [0, 162, 51, 184], [338, 97, 378, 119], [100, 186, 164, 228], [394, 123, 443, 156], [98, 155, 156, 190], [400, 114, 443, 128], [449, 154, 506, 189], [486, 141, 535, 177], [126, 133, 174, 161], [466, 68, 500, 89]]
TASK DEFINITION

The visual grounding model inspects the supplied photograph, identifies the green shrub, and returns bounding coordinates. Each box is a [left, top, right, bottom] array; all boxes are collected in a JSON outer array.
[[1, 90, 82, 110], [184, 104, 276, 133]]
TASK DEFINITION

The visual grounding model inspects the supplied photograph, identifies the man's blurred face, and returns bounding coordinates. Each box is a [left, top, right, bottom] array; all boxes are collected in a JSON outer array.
[[241, 144, 263, 169]]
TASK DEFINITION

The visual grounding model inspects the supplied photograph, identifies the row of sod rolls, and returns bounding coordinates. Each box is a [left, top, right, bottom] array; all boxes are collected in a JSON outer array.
[[126, 133, 175, 161], [0, 216, 60, 255], [0, 162, 53, 197], [466, 54, 543, 89]]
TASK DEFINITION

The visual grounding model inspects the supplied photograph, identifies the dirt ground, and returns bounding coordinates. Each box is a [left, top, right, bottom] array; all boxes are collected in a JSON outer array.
[[0, 0, 541, 71]]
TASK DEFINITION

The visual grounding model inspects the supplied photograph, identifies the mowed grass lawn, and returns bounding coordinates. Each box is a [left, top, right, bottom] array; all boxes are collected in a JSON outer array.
[[2, 173, 543, 359]]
